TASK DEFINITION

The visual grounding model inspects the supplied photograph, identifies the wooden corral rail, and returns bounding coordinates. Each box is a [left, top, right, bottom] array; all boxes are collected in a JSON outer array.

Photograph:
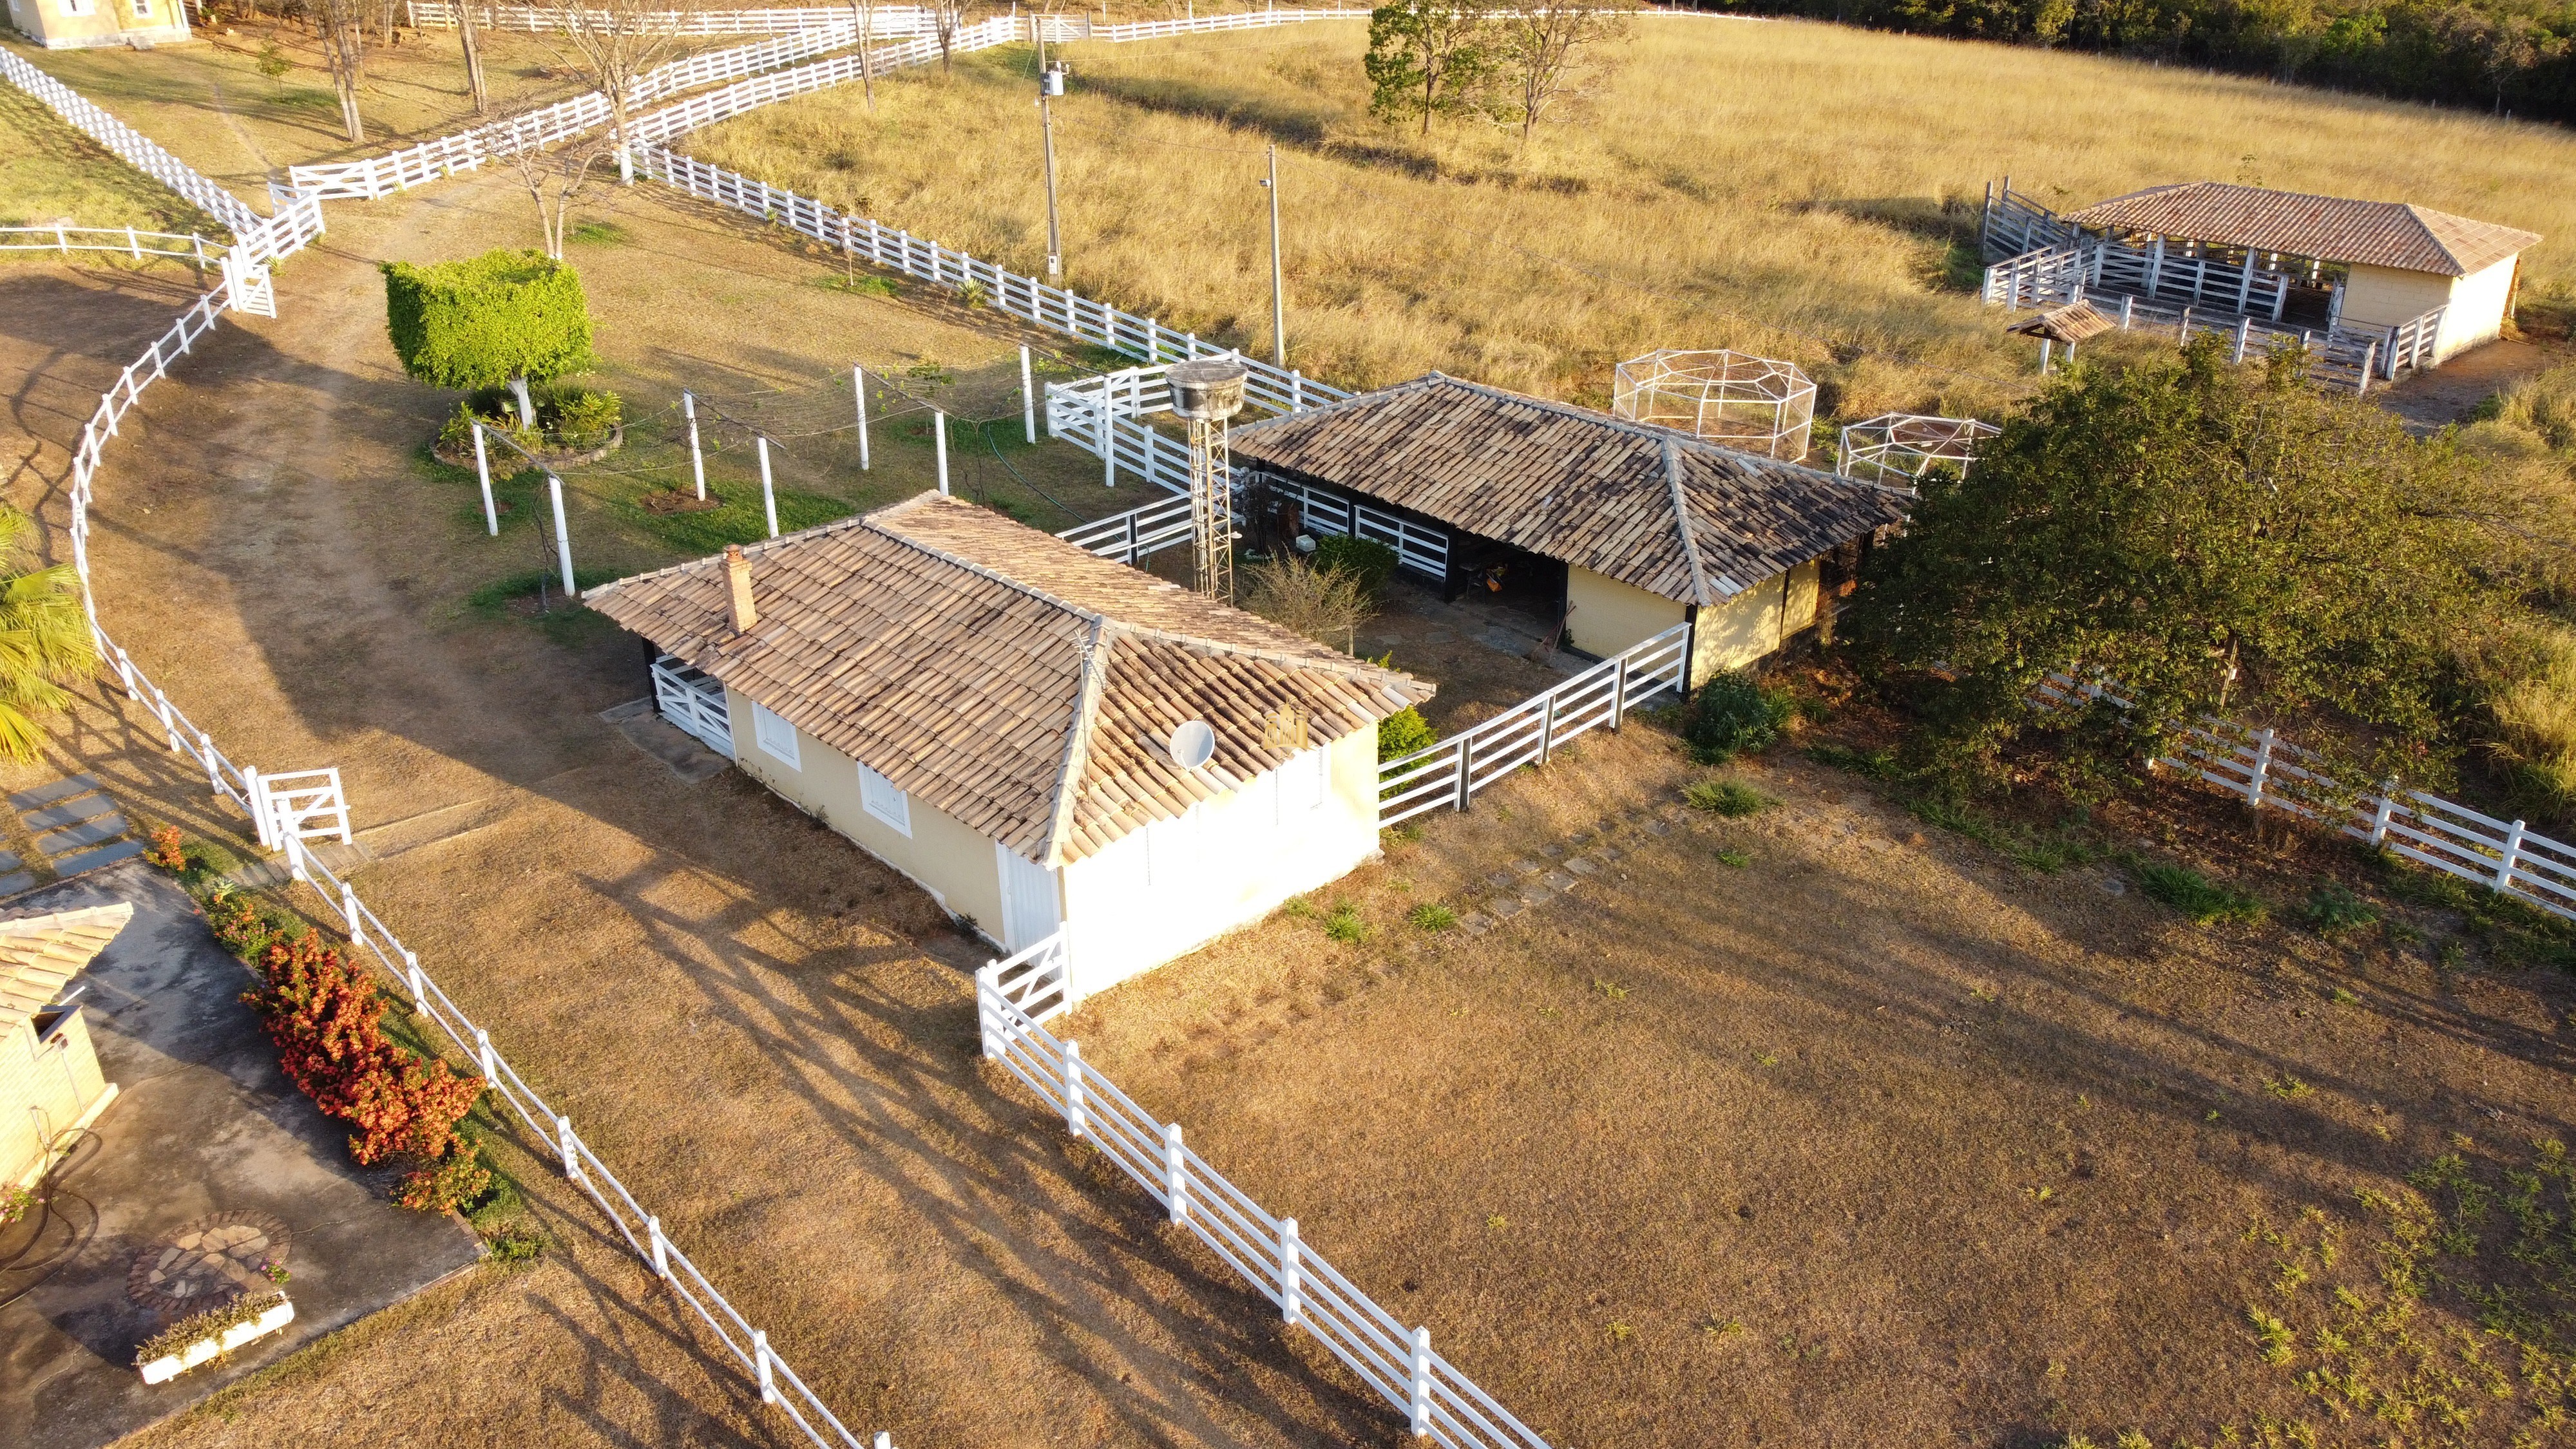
[[0, 225, 220, 267], [975, 939, 1556, 1448]]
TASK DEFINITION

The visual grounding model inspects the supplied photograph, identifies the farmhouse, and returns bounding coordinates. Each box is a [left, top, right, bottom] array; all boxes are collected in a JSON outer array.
[[2, 903, 131, 1189], [589, 493, 1431, 999], [2, 0, 191, 49], [1230, 373, 1913, 687], [2057, 182, 2539, 365]]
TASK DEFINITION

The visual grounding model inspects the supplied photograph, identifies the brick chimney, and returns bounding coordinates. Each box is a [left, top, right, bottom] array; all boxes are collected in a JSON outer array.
[[724, 544, 757, 634]]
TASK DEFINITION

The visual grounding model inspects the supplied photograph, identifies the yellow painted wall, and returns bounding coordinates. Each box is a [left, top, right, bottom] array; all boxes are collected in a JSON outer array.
[[1690, 571, 1785, 684], [6, 0, 191, 48], [2339, 262, 2455, 330], [1783, 558, 1821, 635], [1060, 727, 1382, 1000], [2432, 256, 2518, 362], [725, 687, 1013, 935], [5, 1012, 112, 1189], [1565, 567, 1687, 661]]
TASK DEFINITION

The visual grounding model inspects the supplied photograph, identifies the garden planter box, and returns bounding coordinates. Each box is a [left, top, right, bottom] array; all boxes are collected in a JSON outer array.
[[137, 1294, 293, 1384]]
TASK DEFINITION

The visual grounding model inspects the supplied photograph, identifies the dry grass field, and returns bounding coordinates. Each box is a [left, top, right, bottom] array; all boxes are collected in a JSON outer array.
[[0, 81, 218, 236], [687, 17, 2576, 419]]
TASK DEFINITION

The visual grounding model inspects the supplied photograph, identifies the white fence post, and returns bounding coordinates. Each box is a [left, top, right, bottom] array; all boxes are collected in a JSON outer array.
[[195, 728, 224, 795], [1063, 1039, 1085, 1137], [933, 411, 948, 495], [1021, 345, 1036, 444], [648, 1214, 671, 1278], [405, 949, 426, 1010], [1279, 1215, 1301, 1323], [753, 1329, 778, 1403], [758, 435, 779, 537], [685, 390, 707, 498], [1164, 1121, 1188, 1222], [854, 366, 871, 471], [557, 1114, 586, 1186], [339, 882, 363, 943], [1409, 1326, 1431, 1436], [1536, 692, 1556, 765], [2370, 785, 2396, 846], [243, 766, 271, 848], [548, 475, 577, 596], [472, 423, 498, 535], [285, 830, 310, 884], [1610, 653, 1629, 730], [2246, 728, 2275, 809], [2497, 819, 2527, 894], [476, 1026, 497, 1083]]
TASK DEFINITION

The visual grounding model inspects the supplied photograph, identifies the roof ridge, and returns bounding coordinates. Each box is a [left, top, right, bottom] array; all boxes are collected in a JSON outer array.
[[1661, 435, 1714, 606], [1039, 618, 1112, 869], [1110, 619, 1415, 697], [861, 495, 1115, 630]]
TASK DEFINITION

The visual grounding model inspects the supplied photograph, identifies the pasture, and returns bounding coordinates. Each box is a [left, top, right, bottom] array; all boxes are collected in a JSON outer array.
[[687, 17, 2576, 419]]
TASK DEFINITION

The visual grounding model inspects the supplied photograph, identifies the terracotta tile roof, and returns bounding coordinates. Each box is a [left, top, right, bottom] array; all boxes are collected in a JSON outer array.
[[2007, 300, 2115, 344], [585, 495, 1432, 868], [2060, 182, 2539, 277], [1229, 374, 1913, 607], [0, 902, 133, 1034]]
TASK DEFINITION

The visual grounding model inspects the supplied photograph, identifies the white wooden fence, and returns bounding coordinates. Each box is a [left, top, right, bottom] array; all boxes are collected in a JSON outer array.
[[1055, 492, 1195, 564], [2031, 674, 2576, 923], [407, 0, 939, 33], [651, 654, 738, 757], [28, 64, 890, 1448], [1379, 622, 1693, 826], [0, 225, 219, 266], [0, 50, 263, 237], [975, 940, 1553, 1449]]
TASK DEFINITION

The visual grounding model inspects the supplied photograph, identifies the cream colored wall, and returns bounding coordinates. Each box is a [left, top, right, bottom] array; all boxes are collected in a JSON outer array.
[[1690, 570, 1785, 685], [2432, 256, 2518, 362], [8, 0, 191, 48], [1060, 728, 1382, 1001], [5, 1012, 111, 1189], [723, 687, 1012, 936], [1565, 568, 1686, 662], [1782, 558, 1820, 634], [2339, 263, 2455, 331]]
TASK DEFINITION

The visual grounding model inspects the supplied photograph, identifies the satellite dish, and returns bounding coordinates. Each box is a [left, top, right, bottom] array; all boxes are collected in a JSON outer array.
[[1169, 719, 1216, 772]]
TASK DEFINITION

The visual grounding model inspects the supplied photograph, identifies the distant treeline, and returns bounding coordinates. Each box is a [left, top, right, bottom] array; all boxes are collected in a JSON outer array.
[[1701, 0, 2576, 125]]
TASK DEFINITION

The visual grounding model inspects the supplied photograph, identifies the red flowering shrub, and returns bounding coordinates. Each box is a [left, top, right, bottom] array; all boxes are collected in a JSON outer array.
[[396, 1150, 493, 1213], [238, 928, 487, 1205], [145, 826, 186, 871], [204, 885, 280, 960]]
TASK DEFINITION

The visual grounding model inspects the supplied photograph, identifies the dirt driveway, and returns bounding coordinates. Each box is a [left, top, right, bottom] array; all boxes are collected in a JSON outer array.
[[1, 179, 1393, 1446]]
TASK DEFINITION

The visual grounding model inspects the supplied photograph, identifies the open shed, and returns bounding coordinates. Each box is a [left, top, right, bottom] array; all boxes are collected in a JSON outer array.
[[3, 903, 131, 1189], [2057, 182, 2539, 366], [1230, 374, 1912, 687]]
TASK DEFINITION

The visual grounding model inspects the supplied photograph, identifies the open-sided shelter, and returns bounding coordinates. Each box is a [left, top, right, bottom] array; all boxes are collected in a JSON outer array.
[[1230, 374, 1913, 685], [3, 902, 132, 1189], [589, 494, 1431, 1001], [2059, 182, 2539, 365]]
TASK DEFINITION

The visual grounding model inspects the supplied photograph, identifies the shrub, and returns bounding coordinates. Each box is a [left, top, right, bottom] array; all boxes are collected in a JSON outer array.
[[1378, 705, 1437, 762], [1680, 670, 1793, 764], [145, 825, 186, 870], [0, 1186, 32, 1229], [546, 386, 621, 447], [397, 1150, 493, 1213], [381, 250, 595, 393], [1241, 556, 1375, 652], [2133, 862, 2266, 925], [1685, 778, 1776, 817], [2299, 882, 2379, 936], [483, 1220, 546, 1266], [1311, 534, 1398, 596]]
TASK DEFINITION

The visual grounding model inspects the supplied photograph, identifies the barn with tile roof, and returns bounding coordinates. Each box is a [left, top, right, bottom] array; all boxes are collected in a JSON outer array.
[[587, 493, 1432, 996], [1229, 374, 1913, 688]]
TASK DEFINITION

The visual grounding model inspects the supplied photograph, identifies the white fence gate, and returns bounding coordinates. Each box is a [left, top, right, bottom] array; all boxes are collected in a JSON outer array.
[[653, 654, 737, 759], [246, 767, 354, 851]]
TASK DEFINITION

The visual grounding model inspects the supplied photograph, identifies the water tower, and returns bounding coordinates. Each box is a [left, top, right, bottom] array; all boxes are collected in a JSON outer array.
[[1166, 357, 1248, 601]]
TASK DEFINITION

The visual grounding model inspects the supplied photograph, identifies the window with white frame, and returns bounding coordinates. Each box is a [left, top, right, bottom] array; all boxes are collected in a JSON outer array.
[[130, 0, 150, 17], [751, 702, 800, 768], [858, 762, 911, 837]]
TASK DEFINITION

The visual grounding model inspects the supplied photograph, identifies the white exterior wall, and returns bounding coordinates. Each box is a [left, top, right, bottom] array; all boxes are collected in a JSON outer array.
[[2432, 255, 2519, 363], [5, 0, 193, 48], [2341, 256, 2521, 366], [1060, 727, 1382, 1001]]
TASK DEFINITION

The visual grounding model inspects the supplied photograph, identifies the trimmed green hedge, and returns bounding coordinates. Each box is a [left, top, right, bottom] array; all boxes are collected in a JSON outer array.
[[381, 249, 595, 391]]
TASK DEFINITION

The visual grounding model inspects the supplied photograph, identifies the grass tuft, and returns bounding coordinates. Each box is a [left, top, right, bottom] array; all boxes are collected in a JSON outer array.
[[2133, 861, 2267, 925], [1324, 904, 1368, 943], [1407, 903, 1458, 932], [1685, 778, 1775, 817]]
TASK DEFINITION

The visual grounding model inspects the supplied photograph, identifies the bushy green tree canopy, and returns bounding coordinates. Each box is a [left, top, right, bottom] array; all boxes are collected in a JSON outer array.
[[381, 249, 595, 392], [1844, 338, 2526, 788], [1365, 0, 1497, 133]]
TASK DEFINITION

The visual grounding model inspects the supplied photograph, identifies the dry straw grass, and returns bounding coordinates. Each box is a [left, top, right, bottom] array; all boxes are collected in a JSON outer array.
[[686, 17, 2576, 419]]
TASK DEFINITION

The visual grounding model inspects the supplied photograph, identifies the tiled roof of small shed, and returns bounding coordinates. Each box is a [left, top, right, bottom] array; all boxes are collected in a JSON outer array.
[[1230, 374, 1911, 607], [2060, 182, 2540, 277], [0, 902, 132, 1034], [584, 494, 1431, 869]]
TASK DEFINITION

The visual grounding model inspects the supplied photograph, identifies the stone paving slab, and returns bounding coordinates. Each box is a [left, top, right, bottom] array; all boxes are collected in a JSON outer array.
[[0, 872, 35, 898], [0, 851, 19, 873], [23, 795, 117, 831], [35, 815, 129, 856], [7, 774, 100, 811], [0, 863, 483, 1449], [50, 840, 146, 877]]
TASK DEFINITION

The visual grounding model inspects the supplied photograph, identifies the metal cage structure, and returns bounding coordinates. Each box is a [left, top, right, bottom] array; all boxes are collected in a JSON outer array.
[[1610, 349, 1817, 462], [1835, 412, 2001, 489]]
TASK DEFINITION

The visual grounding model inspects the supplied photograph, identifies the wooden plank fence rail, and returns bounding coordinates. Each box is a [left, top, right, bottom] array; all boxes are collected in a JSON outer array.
[[1380, 622, 1692, 826], [974, 942, 1554, 1448], [2028, 674, 2576, 923], [0, 225, 220, 267], [408, 0, 939, 32], [30, 66, 891, 1445]]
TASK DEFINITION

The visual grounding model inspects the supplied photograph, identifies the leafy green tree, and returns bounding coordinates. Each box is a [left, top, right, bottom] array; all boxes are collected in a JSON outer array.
[[0, 507, 99, 764], [1843, 338, 2524, 791], [1365, 0, 1496, 135], [381, 250, 596, 428]]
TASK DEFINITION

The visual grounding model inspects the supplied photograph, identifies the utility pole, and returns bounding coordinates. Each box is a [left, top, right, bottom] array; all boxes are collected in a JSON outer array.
[[1038, 59, 1066, 278], [1260, 143, 1285, 369]]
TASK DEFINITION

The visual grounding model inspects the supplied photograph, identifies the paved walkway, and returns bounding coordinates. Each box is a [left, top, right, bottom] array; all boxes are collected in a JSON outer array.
[[0, 862, 484, 1449]]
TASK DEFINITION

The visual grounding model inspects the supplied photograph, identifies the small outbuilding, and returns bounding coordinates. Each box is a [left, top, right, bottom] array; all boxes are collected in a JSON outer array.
[[2057, 182, 2540, 365], [3, 0, 192, 48], [589, 493, 1431, 1000], [3, 902, 132, 1189], [1230, 373, 1913, 687]]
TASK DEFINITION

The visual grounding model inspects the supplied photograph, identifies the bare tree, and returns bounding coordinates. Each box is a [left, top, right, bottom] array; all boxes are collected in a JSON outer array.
[[1491, 0, 1633, 147], [550, 0, 694, 166], [315, 0, 370, 142], [502, 122, 614, 259], [848, 0, 876, 106], [931, 0, 966, 73], [457, 0, 490, 113]]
